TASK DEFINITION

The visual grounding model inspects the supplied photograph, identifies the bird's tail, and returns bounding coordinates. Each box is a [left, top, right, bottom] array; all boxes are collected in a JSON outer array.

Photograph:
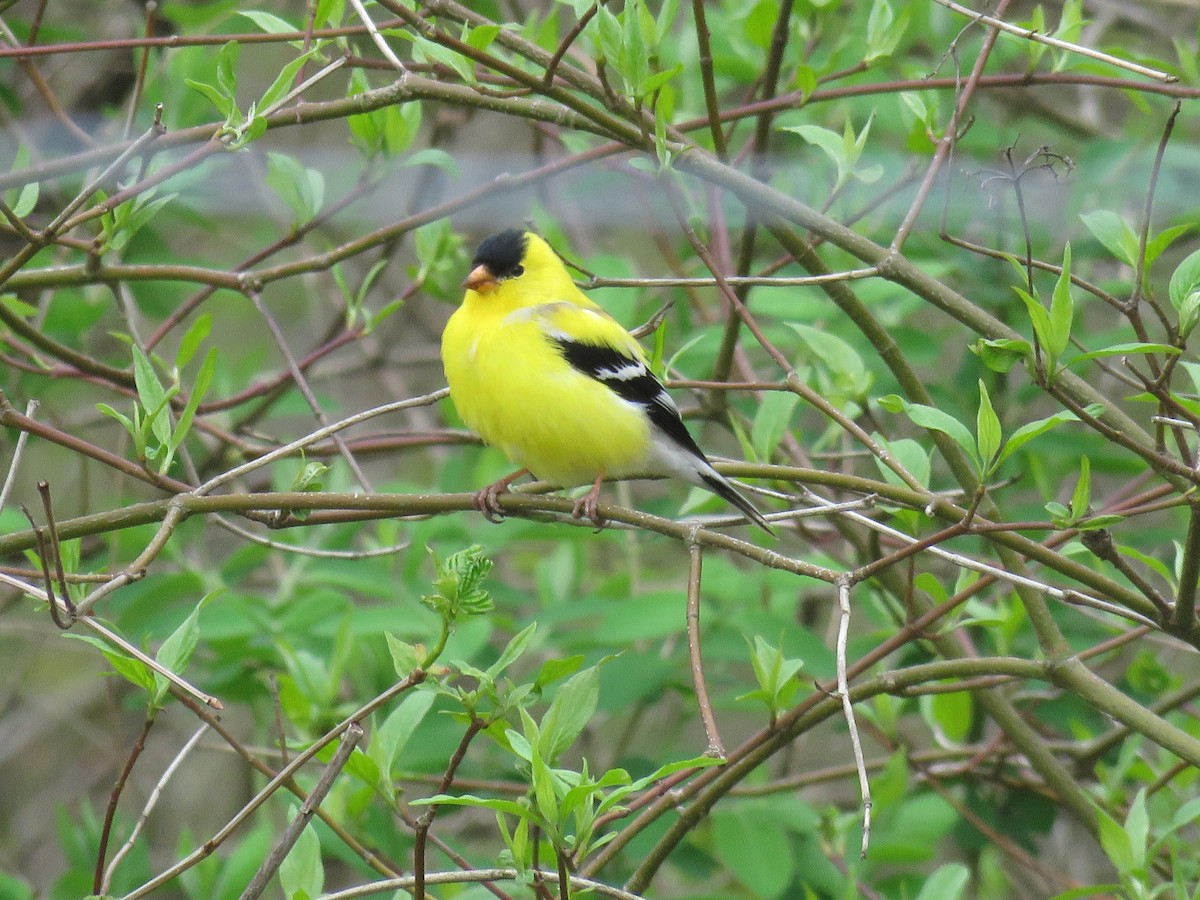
[[699, 471, 775, 536]]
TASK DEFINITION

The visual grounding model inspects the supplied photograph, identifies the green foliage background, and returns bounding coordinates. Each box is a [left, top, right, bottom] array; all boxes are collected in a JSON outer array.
[[1, 0, 1199, 898]]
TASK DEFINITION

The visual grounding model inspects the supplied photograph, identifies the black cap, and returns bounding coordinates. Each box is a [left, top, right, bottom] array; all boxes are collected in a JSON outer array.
[[471, 229, 527, 280]]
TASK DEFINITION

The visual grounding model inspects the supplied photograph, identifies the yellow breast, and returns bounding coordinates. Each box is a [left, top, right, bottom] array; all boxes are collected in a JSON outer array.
[[441, 305, 650, 486]]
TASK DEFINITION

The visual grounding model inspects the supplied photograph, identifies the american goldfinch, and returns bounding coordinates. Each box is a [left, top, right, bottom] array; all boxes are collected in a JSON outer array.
[[441, 228, 773, 534]]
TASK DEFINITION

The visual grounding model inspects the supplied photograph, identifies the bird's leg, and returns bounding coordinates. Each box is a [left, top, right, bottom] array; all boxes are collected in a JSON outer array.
[[571, 471, 606, 526], [473, 468, 530, 522]]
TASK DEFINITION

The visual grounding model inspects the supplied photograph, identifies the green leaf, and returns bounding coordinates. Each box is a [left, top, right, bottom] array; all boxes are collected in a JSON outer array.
[[1097, 808, 1135, 876], [259, 47, 324, 112], [975, 380, 1002, 472], [66, 635, 157, 693], [266, 152, 325, 222], [375, 690, 436, 776], [919, 690, 972, 744], [486, 622, 538, 681], [872, 436, 931, 490], [385, 632, 422, 677], [971, 337, 1031, 373], [277, 804, 323, 900], [655, 0, 679, 43], [239, 10, 298, 34], [1022, 4, 1047, 68], [175, 313, 212, 370], [1169, 795, 1200, 833], [132, 345, 173, 448], [408, 33, 473, 84], [465, 23, 501, 51], [1145, 223, 1192, 270], [1169, 248, 1200, 337], [1075, 514, 1124, 532], [740, 636, 804, 714], [185, 78, 236, 119], [109, 191, 176, 253], [413, 793, 535, 820], [1014, 285, 1057, 373], [866, 0, 910, 61], [5, 144, 39, 218], [1069, 341, 1180, 364], [1124, 788, 1148, 871], [914, 863, 970, 900], [1048, 243, 1074, 359], [1044, 503, 1071, 526], [384, 102, 423, 156], [153, 595, 212, 705], [539, 665, 599, 762], [712, 804, 795, 898], [622, 0, 648, 97], [750, 391, 800, 462], [595, 5, 622, 65], [878, 395, 979, 469], [315, 0, 345, 28], [789, 322, 871, 397], [535, 655, 584, 689], [781, 124, 846, 183], [639, 63, 682, 97], [170, 347, 217, 462], [1178, 291, 1200, 338], [0, 293, 37, 317], [424, 545, 494, 618], [1080, 210, 1137, 266], [1069, 456, 1091, 521], [998, 406, 1097, 464], [216, 40, 240, 100], [96, 402, 135, 437], [1047, 886, 1123, 900], [400, 147, 460, 177]]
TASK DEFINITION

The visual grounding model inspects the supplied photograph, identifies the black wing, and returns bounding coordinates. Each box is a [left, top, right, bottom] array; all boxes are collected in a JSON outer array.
[[552, 337, 708, 463]]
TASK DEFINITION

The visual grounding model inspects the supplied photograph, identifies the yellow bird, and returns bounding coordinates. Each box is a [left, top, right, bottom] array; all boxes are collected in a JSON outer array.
[[441, 229, 773, 534]]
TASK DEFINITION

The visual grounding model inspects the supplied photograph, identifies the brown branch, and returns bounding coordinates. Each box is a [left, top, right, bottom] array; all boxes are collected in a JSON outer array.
[[95, 716, 157, 894]]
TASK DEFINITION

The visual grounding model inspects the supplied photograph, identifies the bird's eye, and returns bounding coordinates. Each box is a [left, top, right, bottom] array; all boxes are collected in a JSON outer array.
[[511, 264, 525, 277]]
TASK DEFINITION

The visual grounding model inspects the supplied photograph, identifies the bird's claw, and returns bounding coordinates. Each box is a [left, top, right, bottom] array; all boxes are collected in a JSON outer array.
[[473, 483, 508, 523], [472, 468, 530, 523], [571, 494, 605, 528]]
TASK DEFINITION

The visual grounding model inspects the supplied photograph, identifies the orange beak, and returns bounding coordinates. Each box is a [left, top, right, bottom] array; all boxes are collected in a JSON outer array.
[[463, 264, 498, 295]]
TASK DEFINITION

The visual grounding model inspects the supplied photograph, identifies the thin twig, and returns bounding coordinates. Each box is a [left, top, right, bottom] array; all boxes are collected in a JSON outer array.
[[196, 390, 448, 495], [121, 672, 425, 899], [122, 1, 158, 140], [348, 0, 407, 72], [95, 716, 157, 894], [835, 578, 871, 857], [413, 717, 486, 899], [685, 541, 725, 757], [892, 0, 1011, 249], [690, 0, 727, 159], [246, 289, 373, 493], [239, 723, 365, 900], [101, 724, 209, 894], [544, 2, 600, 87], [36, 481, 74, 615], [1129, 101, 1181, 324], [321, 868, 649, 900], [0, 568, 223, 705], [0, 398, 37, 511], [931, 0, 1176, 82], [582, 268, 878, 288], [21, 509, 71, 630]]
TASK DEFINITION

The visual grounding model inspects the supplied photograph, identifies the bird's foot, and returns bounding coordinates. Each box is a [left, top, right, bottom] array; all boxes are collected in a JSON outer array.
[[570, 473, 606, 528], [472, 468, 530, 523], [472, 483, 508, 522]]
